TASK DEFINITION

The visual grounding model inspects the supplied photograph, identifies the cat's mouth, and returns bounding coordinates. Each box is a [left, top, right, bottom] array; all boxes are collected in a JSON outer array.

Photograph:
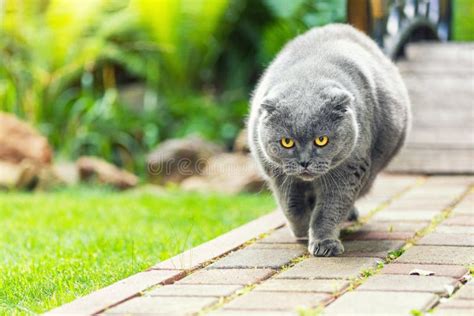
[[298, 171, 318, 181]]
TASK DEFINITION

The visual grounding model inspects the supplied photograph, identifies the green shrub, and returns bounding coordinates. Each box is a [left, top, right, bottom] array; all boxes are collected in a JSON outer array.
[[0, 0, 345, 174]]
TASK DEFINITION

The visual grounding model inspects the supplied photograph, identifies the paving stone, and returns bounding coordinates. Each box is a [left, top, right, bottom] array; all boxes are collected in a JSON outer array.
[[367, 174, 419, 197], [258, 228, 305, 244], [396, 246, 474, 265], [222, 291, 330, 311], [207, 247, 305, 269], [357, 274, 459, 296], [254, 279, 348, 293], [424, 176, 473, 186], [358, 222, 426, 233], [453, 282, 474, 300], [355, 199, 383, 216], [341, 240, 405, 258], [250, 243, 307, 250], [384, 198, 451, 212], [104, 296, 217, 314], [434, 307, 474, 316], [402, 184, 467, 200], [177, 268, 275, 285], [403, 189, 466, 201], [147, 284, 242, 297], [443, 215, 474, 226], [372, 210, 437, 222], [45, 269, 183, 315], [418, 233, 474, 247], [452, 192, 473, 215], [381, 263, 468, 278], [358, 192, 390, 204], [436, 225, 474, 234], [210, 310, 297, 316], [323, 291, 438, 315], [342, 230, 413, 241], [436, 299, 474, 309], [276, 257, 379, 280]]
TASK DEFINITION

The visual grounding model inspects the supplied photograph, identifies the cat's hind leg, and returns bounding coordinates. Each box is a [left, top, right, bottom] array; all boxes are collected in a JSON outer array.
[[347, 206, 359, 221]]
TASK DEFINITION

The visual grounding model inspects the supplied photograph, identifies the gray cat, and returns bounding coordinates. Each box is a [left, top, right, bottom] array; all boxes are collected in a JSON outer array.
[[247, 24, 410, 257]]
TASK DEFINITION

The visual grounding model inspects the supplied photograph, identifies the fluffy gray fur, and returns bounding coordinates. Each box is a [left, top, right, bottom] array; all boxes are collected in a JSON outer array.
[[247, 24, 410, 257]]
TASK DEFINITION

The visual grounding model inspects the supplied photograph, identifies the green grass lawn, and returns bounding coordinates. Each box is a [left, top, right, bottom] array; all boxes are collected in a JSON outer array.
[[0, 187, 275, 315]]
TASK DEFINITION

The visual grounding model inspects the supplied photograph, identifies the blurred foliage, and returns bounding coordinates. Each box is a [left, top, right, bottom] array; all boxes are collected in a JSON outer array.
[[0, 0, 345, 174], [1, 0, 472, 175], [453, 0, 474, 41]]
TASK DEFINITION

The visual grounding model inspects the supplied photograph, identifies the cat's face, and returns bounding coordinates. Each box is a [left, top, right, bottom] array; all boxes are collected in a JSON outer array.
[[257, 86, 358, 181]]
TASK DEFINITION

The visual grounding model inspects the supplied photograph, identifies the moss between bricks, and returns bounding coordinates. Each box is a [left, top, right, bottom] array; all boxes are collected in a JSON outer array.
[[198, 284, 257, 315]]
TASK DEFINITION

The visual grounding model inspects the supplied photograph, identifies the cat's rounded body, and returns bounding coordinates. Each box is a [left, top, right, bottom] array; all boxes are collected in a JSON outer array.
[[248, 24, 410, 256]]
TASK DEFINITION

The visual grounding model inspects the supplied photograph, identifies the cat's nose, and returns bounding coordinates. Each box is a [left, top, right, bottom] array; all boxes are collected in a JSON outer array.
[[299, 161, 310, 168]]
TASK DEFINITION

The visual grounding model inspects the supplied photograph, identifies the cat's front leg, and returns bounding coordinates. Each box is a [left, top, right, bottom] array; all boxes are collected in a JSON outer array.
[[308, 177, 357, 256], [272, 177, 313, 239]]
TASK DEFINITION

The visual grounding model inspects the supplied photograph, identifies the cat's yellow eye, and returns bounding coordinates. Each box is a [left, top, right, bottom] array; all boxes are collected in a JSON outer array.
[[280, 137, 295, 149], [314, 136, 329, 147]]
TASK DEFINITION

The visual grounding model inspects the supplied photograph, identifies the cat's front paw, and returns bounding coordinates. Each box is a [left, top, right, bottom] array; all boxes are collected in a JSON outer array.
[[308, 238, 344, 257]]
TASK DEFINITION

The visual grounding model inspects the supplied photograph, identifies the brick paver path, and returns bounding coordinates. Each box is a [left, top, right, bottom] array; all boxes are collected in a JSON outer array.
[[386, 43, 474, 174], [45, 174, 473, 315]]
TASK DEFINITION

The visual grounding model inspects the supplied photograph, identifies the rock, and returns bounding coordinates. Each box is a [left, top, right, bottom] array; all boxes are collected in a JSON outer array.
[[180, 153, 266, 194], [0, 161, 20, 188], [77, 156, 138, 189], [0, 113, 52, 165], [147, 136, 223, 184], [233, 128, 250, 153], [0, 160, 41, 190], [52, 162, 79, 186], [0, 160, 74, 191]]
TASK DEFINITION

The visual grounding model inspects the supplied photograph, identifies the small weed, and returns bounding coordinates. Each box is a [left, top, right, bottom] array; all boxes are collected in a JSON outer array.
[[388, 248, 405, 260], [411, 309, 424, 316], [280, 254, 309, 272], [298, 304, 324, 316], [200, 283, 256, 315], [360, 268, 376, 278], [291, 254, 310, 264], [242, 237, 259, 247]]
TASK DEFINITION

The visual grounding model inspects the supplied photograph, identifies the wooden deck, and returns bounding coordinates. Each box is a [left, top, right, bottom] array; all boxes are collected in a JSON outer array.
[[387, 43, 474, 174]]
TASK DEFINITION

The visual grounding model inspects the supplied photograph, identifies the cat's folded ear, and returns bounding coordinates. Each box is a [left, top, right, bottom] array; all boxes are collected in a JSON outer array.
[[259, 99, 277, 115], [321, 86, 354, 114]]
